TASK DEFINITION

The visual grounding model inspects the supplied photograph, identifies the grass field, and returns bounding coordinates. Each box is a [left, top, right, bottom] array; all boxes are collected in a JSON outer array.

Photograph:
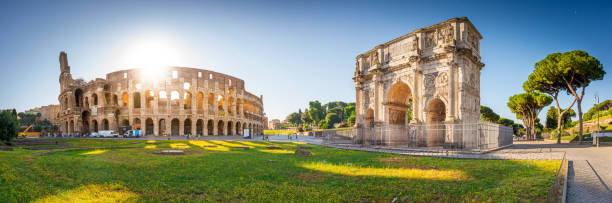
[[1, 139, 559, 202]]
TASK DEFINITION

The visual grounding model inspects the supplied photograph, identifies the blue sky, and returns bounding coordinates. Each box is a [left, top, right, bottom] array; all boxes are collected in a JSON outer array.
[[1, 0, 611, 123]]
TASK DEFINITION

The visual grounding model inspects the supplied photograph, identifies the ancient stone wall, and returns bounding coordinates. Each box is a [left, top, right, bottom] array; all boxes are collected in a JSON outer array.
[[57, 52, 265, 136]]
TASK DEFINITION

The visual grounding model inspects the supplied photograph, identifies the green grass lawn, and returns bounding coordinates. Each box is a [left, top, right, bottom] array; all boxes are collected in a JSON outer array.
[[1, 139, 559, 202]]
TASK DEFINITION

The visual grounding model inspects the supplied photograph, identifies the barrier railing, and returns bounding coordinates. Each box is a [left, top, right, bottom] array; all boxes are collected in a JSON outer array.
[[547, 152, 568, 203], [324, 122, 513, 150]]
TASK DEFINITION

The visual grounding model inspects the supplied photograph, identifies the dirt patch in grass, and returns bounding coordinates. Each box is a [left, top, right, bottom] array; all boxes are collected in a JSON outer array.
[[295, 172, 329, 183]]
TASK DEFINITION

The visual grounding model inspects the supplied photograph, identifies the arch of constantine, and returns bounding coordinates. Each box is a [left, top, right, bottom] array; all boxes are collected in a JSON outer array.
[[353, 17, 511, 149], [58, 52, 265, 136]]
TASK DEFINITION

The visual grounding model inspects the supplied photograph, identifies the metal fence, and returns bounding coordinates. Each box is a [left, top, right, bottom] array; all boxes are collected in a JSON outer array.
[[323, 122, 513, 150], [547, 152, 568, 203]]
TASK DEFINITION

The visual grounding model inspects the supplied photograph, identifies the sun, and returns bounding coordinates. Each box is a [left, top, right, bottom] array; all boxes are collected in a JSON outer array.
[[117, 35, 185, 81]]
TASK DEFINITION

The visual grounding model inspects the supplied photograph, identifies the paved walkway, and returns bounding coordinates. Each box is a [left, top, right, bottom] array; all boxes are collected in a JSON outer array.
[[499, 141, 612, 203]]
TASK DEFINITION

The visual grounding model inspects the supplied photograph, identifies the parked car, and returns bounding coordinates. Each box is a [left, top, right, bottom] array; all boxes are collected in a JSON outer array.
[[99, 130, 119, 138], [89, 132, 100, 138], [123, 130, 141, 138]]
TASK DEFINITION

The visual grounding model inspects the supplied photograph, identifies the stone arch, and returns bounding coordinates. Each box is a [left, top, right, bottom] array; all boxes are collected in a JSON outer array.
[[75, 89, 84, 107], [365, 108, 374, 127], [208, 93, 214, 110], [159, 119, 166, 136], [228, 97, 234, 114], [184, 92, 192, 110], [122, 92, 129, 107], [171, 118, 180, 136], [217, 95, 225, 111], [121, 119, 129, 127], [227, 121, 233, 136], [114, 109, 121, 128], [196, 92, 204, 111], [184, 118, 192, 135], [133, 92, 141, 108], [81, 111, 90, 133], [196, 119, 204, 136], [426, 98, 446, 146], [104, 93, 111, 105], [236, 122, 241, 135], [145, 118, 154, 135], [384, 82, 413, 125], [145, 90, 154, 108], [92, 120, 98, 132], [113, 94, 118, 105], [92, 93, 98, 106], [69, 120, 75, 133], [102, 119, 109, 130], [133, 118, 141, 130], [217, 120, 225, 136], [207, 119, 214, 136]]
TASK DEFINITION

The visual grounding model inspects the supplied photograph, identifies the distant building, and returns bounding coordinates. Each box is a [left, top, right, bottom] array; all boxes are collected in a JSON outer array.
[[269, 119, 281, 130], [26, 105, 60, 125], [263, 116, 269, 130]]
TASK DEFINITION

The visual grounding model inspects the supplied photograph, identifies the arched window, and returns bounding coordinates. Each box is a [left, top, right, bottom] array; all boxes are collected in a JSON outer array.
[[133, 92, 141, 108], [170, 91, 179, 100]]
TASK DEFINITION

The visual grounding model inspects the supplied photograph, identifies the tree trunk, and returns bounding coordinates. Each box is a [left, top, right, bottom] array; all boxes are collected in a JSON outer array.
[[578, 99, 583, 144], [557, 115, 562, 144]]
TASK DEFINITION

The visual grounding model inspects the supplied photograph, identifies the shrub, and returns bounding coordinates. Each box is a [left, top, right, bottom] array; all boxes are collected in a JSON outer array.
[[0, 111, 19, 142]]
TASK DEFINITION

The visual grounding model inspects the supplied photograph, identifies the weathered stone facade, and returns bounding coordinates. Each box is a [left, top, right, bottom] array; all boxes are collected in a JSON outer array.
[[26, 104, 61, 125], [353, 17, 485, 147], [58, 52, 264, 136]]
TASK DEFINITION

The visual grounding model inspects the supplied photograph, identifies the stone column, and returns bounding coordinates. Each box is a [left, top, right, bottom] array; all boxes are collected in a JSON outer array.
[[141, 118, 146, 136], [153, 118, 159, 136], [165, 118, 171, 136], [448, 61, 456, 121], [213, 120, 218, 136], [190, 118, 196, 137], [179, 118, 184, 136]]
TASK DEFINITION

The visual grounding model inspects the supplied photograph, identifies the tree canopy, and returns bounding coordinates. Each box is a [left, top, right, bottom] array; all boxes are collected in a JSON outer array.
[[524, 50, 605, 143], [0, 110, 19, 141], [480, 106, 500, 123], [507, 91, 553, 140]]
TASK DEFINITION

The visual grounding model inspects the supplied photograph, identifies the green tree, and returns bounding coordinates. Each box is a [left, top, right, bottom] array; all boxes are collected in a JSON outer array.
[[551, 50, 605, 144], [0, 110, 20, 141], [343, 105, 355, 121], [324, 113, 341, 128], [301, 108, 312, 124], [348, 111, 356, 126], [285, 112, 301, 126], [17, 112, 37, 127], [545, 107, 576, 130], [497, 118, 514, 127], [507, 92, 553, 140], [308, 100, 325, 125], [480, 106, 500, 123], [328, 107, 343, 120], [524, 51, 605, 143], [512, 123, 525, 137]]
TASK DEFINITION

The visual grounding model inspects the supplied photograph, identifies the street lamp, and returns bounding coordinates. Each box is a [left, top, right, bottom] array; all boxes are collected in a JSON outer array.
[[594, 93, 600, 148]]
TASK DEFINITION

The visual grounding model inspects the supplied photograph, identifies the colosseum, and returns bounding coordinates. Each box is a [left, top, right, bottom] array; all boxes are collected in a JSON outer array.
[[57, 52, 264, 136]]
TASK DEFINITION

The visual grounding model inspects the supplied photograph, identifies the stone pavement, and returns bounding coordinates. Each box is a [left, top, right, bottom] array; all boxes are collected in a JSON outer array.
[[498, 141, 612, 203]]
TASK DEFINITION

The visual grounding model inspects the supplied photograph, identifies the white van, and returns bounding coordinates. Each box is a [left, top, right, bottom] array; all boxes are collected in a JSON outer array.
[[98, 130, 119, 138]]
